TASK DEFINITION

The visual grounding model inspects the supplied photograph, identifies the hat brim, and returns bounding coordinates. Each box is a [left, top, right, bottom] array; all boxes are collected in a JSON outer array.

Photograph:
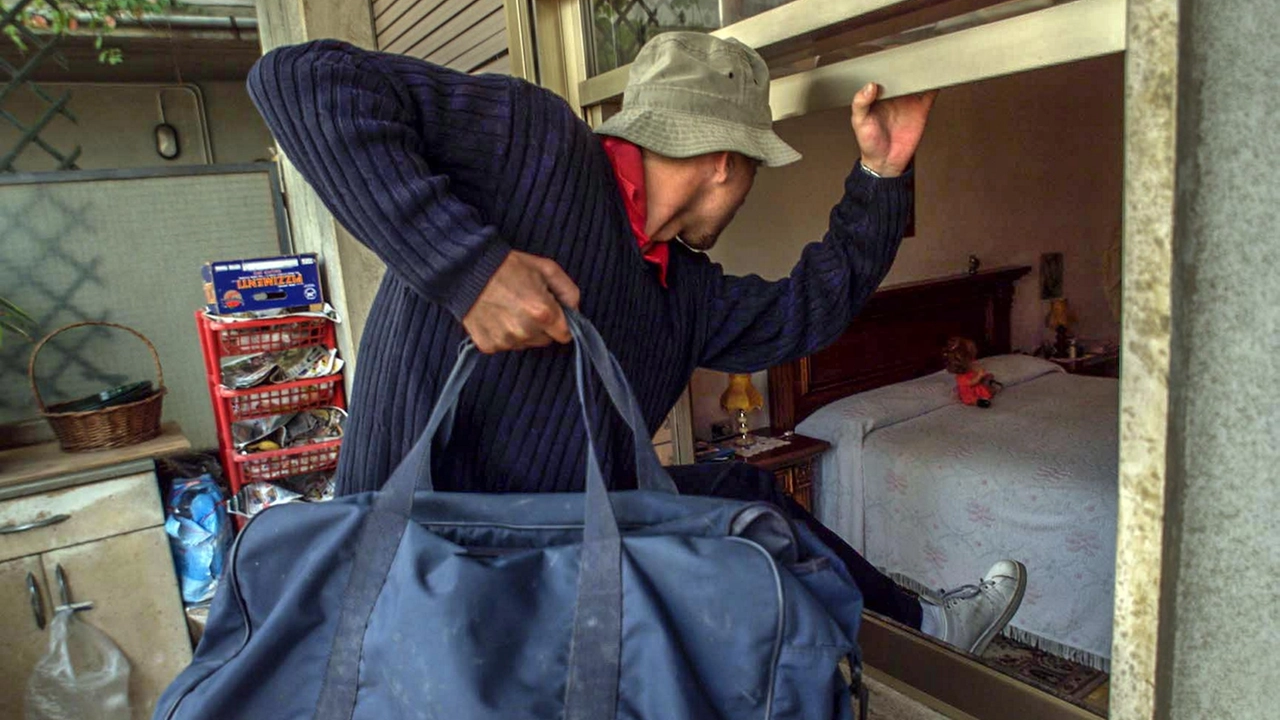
[[596, 107, 801, 168]]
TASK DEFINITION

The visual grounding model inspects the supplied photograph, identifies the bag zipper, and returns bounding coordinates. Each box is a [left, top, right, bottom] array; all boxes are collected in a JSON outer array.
[[725, 536, 786, 719]]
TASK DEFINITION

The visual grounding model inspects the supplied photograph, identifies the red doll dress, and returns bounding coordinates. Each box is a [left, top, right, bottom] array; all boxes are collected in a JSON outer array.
[[956, 369, 994, 405]]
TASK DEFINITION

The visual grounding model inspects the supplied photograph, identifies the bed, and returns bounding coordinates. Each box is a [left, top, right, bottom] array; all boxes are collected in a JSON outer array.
[[767, 266, 1118, 669]]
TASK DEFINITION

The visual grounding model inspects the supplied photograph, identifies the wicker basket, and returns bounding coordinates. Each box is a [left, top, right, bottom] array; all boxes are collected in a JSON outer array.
[[29, 321, 167, 452]]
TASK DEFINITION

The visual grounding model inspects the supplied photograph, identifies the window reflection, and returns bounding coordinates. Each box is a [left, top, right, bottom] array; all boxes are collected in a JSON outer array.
[[585, 0, 798, 75]]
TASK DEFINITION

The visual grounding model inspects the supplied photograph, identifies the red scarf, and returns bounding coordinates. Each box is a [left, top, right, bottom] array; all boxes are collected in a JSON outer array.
[[600, 136, 669, 288]]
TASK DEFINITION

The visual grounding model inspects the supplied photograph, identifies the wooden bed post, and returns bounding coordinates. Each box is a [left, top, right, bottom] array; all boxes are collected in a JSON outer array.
[[767, 361, 797, 435], [991, 277, 1016, 356]]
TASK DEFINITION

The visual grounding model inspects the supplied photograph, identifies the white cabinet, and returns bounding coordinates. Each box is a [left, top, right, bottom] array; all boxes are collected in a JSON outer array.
[[0, 471, 191, 720], [0, 554, 51, 717]]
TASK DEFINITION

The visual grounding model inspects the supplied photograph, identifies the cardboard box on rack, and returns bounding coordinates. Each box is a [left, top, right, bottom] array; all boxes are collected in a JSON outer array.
[[202, 253, 323, 315]]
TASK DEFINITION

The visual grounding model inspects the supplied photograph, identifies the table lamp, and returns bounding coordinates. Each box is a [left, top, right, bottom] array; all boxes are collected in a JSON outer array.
[[720, 373, 763, 447], [1045, 297, 1077, 358]]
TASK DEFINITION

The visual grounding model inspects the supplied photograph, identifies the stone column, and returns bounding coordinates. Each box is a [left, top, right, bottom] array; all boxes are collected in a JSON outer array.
[[253, 0, 386, 380], [1116, 1, 1280, 718], [1161, 1, 1280, 718]]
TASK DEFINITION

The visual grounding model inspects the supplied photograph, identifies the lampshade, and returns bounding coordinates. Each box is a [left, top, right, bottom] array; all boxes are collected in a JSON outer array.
[[1045, 297, 1076, 329], [720, 373, 764, 413]]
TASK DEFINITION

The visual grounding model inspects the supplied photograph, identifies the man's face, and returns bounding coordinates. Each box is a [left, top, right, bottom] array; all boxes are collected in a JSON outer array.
[[679, 155, 759, 251]]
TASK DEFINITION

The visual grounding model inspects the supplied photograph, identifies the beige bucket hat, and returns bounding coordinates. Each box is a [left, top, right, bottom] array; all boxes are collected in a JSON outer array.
[[596, 32, 801, 168]]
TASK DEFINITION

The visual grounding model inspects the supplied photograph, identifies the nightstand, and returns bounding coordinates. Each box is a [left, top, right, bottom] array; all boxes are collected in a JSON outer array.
[[715, 429, 830, 512], [1048, 350, 1120, 378]]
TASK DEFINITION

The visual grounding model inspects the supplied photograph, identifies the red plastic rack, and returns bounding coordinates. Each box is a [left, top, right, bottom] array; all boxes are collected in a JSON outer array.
[[195, 310, 346, 511], [232, 439, 343, 484], [217, 374, 343, 421]]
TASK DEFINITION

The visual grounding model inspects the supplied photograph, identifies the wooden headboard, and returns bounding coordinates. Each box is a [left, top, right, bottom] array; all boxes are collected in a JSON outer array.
[[767, 265, 1032, 432]]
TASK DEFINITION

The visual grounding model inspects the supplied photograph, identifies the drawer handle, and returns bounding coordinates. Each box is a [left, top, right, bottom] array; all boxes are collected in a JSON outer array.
[[0, 513, 70, 535], [27, 572, 45, 630]]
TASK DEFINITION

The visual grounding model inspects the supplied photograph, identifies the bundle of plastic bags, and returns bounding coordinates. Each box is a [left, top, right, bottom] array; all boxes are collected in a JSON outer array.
[[164, 474, 232, 604], [25, 609, 131, 720]]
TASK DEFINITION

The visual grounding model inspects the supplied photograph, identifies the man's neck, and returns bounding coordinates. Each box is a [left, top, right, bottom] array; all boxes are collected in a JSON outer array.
[[643, 215, 681, 247], [642, 155, 691, 245]]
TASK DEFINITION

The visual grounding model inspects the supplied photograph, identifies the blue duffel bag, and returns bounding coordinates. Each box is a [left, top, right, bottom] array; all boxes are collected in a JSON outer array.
[[156, 310, 866, 720]]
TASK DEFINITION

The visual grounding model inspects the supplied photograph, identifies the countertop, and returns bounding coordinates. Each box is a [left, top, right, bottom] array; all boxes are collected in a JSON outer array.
[[0, 422, 190, 496]]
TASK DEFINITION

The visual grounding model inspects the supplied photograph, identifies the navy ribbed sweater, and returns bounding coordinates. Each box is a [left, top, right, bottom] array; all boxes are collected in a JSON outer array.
[[247, 40, 911, 495]]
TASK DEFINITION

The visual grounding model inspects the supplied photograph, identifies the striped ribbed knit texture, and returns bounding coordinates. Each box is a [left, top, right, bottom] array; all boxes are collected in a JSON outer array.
[[247, 40, 911, 495]]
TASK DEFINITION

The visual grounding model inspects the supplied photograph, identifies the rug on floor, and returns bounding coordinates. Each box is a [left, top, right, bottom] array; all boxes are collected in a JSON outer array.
[[888, 579, 1110, 715], [981, 634, 1109, 715]]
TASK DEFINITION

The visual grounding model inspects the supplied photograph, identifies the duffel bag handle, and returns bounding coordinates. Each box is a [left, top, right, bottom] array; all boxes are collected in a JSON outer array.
[[318, 310, 667, 720], [379, 307, 677, 508], [566, 307, 675, 498]]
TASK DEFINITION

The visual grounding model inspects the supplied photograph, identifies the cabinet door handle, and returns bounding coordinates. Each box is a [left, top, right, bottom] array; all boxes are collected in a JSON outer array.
[[52, 564, 93, 613], [26, 572, 45, 630], [56, 564, 69, 606], [0, 513, 70, 535]]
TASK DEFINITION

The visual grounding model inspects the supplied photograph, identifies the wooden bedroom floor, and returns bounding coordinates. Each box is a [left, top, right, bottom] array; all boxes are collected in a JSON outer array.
[[980, 634, 1110, 716], [859, 613, 1112, 719], [865, 672, 1110, 720], [1082, 681, 1109, 716]]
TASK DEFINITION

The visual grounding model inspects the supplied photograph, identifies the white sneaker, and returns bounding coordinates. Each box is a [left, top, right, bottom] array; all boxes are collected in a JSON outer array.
[[929, 560, 1027, 655]]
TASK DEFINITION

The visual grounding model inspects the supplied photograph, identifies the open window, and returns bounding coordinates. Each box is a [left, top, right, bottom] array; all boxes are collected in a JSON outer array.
[[510, 1, 1127, 717], [518, 0, 1122, 120]]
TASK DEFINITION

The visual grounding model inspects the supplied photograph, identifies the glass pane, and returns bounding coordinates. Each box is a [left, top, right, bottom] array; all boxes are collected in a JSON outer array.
[[585, 0, 798, 75]]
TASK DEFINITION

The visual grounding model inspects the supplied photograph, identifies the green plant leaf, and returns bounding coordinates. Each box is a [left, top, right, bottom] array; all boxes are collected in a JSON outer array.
[[0, 296, 34, 322], [4, 25, 26, 53], [0, 295, 37, 344], [4, 0, 176, 62]]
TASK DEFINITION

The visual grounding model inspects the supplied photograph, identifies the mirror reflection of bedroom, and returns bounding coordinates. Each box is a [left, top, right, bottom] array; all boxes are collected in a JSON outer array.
[[691, 53, 1123, 717]]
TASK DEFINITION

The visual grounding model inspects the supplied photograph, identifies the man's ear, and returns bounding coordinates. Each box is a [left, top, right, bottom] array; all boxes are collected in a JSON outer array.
[[711, 151, 733, 184]]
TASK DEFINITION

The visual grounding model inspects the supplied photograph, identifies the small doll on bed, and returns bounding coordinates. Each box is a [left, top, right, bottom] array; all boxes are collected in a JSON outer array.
[[944, 337, 1003, 408]]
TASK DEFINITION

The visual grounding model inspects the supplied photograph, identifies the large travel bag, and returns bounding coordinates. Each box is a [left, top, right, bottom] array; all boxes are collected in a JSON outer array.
[[156, 310, 865, 719]]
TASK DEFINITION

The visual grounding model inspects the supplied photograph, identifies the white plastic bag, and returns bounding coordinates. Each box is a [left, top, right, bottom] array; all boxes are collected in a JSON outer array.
[[25, 608, 131, 720]]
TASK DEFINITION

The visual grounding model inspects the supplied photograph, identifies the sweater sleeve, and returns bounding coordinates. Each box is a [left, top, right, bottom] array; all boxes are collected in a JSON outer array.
[[247, 40, 512, 320], [696, 165, 912, 373]]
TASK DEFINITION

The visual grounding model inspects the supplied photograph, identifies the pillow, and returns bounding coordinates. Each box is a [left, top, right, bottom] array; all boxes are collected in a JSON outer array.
[[799, 370, 956, 437], [979, 353, 1064, 388], [798, 353, 1059, 438], [796, 355, 1063, 441]]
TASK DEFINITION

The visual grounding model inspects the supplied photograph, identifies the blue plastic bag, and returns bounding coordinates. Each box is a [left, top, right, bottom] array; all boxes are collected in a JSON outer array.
[[164, 475, 232, 604]]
